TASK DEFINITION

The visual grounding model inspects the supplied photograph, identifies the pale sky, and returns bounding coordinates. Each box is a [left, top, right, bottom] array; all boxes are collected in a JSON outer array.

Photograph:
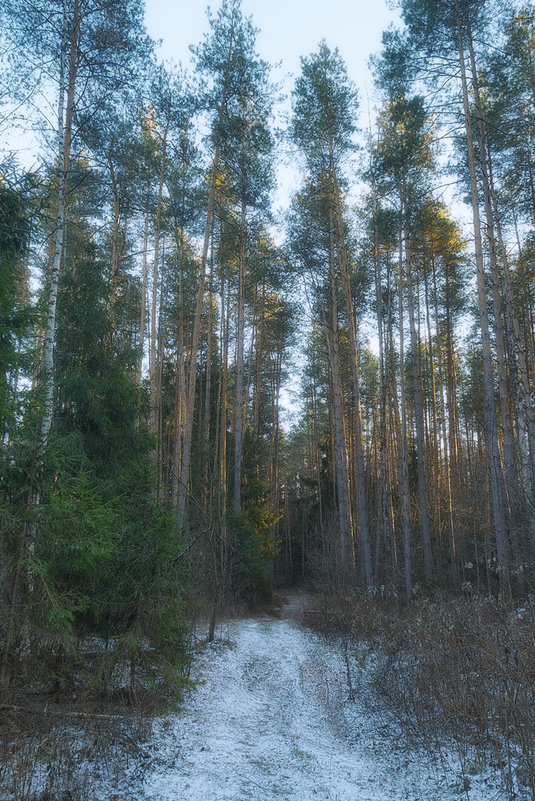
[[144, 0, 402, 213], [144, 0, 401, 119], [143, 0, 402, 421]]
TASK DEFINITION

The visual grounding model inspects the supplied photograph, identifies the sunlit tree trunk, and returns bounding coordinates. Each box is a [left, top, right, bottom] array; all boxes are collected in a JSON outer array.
[[331, 165, 373, 592], [177, 145, 220, 527], [177, 10, 239, 528]]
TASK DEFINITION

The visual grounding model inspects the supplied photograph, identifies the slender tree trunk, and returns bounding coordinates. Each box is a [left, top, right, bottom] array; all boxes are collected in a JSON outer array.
[[268, 349, 283, 555], [171, 228, 186, 507], [455, 3, 509, 596], [137, 194, 150, 416], [432, 262, 457, 583], [253, 280, 265, 445], [423, 269, 440, 513], [402, 190, 433, 582], [330, 162, 372, 591], [177, 17, 237, 528], [177, 146, 220, 527], [149, 127, 168, 463], [202, 236, 215, 508], [40, 0, 79, 448], [464, 37, 527, 584], [374, 234, 396, 591], [311, 374, 325, 538], [397, 227, 412, 606], [233, 201, 246, 516], [108, 163, 123, 337], [325, 206, 353, 579], [12, 3, 79, 686], [484, 134, 535, 550], [209, 273, 230, 640]]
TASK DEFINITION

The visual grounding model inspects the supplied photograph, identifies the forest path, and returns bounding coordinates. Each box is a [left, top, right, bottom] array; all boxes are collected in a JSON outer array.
[[116, 598, 488, 801]]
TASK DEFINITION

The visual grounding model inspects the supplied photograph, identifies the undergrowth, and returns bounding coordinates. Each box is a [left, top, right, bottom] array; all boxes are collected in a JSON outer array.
[[0, 636, 193, 800], [304, 593, 535, 800], [0, 703, 153, 801]]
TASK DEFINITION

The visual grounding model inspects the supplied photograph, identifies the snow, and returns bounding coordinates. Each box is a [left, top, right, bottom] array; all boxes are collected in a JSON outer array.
[[95, 605, 505, 801]]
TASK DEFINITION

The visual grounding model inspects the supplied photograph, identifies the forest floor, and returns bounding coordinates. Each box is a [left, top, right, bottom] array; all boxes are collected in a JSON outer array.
[[81, 589, 501, 801], [2, 590, 511, 800]]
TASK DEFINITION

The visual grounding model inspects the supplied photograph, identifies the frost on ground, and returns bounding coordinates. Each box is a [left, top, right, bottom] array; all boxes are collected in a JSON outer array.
[[93, 599, 505, 801]]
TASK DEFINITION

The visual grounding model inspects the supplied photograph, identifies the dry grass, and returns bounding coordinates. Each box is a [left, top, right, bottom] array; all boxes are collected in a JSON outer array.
[[304, 593, 535, 800], [0, 701, 153, 800], [0, 634, 191, 800]]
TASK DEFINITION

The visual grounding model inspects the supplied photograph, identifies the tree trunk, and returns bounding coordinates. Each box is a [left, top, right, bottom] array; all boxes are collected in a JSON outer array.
[[432, 260, 457, 583], [233, 201, 246, 516], [330, 161, 372, 592], [325, 206, 353, 580], [402, 191, 433, 583], [40, 0, 79, 448], [201, 236, 215, 508], [149, 126, 168, 462], [177, 145, 220, 527], [374, 229, 396, 591], [397, 226, 412, 606], [137, 195, 150, 417], [455, 2, 509, 596]]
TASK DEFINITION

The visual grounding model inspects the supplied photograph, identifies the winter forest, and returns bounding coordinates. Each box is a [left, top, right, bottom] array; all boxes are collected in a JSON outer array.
[[2, 0, 535, 797]]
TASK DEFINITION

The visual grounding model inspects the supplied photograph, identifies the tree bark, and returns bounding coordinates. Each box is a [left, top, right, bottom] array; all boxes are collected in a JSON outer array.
[[233, 201, 247, 516], [330, 161, 373, 592], [402, 190, 433, 583], [325, 205, 354, 579], [40, 0, 80, 448], [397, 225, 412, 606], [177, 19, 236, 528], [455, 2, 509, 596], [149, 126, 168, 461]]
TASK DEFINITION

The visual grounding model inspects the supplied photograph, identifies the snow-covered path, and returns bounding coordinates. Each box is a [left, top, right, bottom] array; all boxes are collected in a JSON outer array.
[[108, 601, 494, 801]]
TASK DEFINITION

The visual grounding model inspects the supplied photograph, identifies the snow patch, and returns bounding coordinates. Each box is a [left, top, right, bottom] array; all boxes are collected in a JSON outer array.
[[95, 615, 506, 800]]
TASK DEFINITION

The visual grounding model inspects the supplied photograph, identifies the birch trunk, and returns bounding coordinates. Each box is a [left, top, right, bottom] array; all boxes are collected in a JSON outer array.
[[325, 206, 354, 578], [40, 0, 80, 448], [137, 195, 150, 415], [149, 127, 168, 455]]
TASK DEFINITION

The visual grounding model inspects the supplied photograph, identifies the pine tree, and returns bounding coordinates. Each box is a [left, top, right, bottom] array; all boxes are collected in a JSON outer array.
[[401, 0, 510, 595], [290, 43, 372, 587]]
